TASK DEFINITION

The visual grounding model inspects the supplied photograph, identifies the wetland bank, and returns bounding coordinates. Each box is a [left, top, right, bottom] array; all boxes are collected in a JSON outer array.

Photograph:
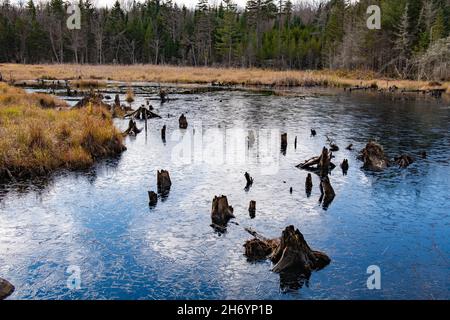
[[0, 74, 449, 300]]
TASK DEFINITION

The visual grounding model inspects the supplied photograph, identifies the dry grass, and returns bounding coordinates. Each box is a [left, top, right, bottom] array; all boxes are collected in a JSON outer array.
[[0, 82, 125, 180], [1, 63, 449, 92]]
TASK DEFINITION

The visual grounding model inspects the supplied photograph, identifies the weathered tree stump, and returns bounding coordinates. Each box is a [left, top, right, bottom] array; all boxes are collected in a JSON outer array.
[[281, 133, 287, 151], [294, 136, 297, 149], [358, 141, 390, 171], [244, 226, 330, 273], [305, 173, 313, 196], [179, 114, 188, 129], [310, 129, 316, 137], [123, 119, 142, 136], [297, 147, 336, 175], [157, 170, 172, 194], [319, 176, 335, 209], [341, 159, 349, 174], [249, 200, 256, 218], [244, 172, 253, 190], [211, 195, 235, 226], [346, 143, 353, 150], [114, 94, 120, 107], [161, 125, 166, 141], [394, 154, 414, 168], [0, 277, 14, 300], [159, 89, 168, 103], [148, 191, 158, 206], [124, 106, 161, 120], [329, 144, 339, 152]]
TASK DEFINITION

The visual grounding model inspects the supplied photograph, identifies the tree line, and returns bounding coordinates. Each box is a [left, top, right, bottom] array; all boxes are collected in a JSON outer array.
[[0, 0, 449, 80]]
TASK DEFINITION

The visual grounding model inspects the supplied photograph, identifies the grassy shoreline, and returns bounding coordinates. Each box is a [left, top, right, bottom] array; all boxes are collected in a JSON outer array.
[[0, 83, 125, 181], [1, 63, 449, 93]]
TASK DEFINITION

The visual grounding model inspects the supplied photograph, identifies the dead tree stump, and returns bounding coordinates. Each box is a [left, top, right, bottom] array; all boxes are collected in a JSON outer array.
[[159, 89, 168, 103], [281, 133, 287, 151], [244, 172, 253, 190], [310, 129, 316, 137], [157, 170, 172, 194], [346, 143, 353, 150], [294, 136, 297, 149], [394, 154, 414, 168], [0, 277, 14, 300], [358, 141, 390, 171], [179, 114, 188, 129], [297, 147, 336, 175], [161, 125, 166, 141], [319, 176, 335, 209], [211, 195, 235, 226], [249, 200, 256, 218], [243, 226, 330, 273], [148, 191, 158, 206], [305, 173, 313, 196], [123, 119, 142, 136], [341, 159, 349, 174]]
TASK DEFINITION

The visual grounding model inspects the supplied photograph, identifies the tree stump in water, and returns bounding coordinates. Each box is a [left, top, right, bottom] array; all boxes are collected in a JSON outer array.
[[297, 147, 336, 174], [159, 89, 168, 103], [319, 176, 335, 209], [248, 200, 256, 218], [294, 136, 297, 149], [394, 154, 414, 168], [341, 159, 349, 174], [157, 170, 172, 194], [114, 94, 120, 107], [358, 141, 390, 171], [346, 143, 353, 150], [211, 195, 235, 226], [305, 173, 313, 196], [281, 133, 287, 151], [310, 129, 316, 137], [161, 125, 166, 141], [244, 172, 253, 190], [179, 114, 188, 129], [125, 106, 161, 120], [148, 191, 158, 206], [0, 277, 14, 300], [243, 226, 330, 273], [123, 119, 142, 136]]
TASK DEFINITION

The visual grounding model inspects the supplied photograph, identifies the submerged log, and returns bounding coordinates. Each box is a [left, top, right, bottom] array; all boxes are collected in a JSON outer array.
[[244, 226, 330, 273], [297, 147, 336, 175], [358, 141, 390, 171], [179, 114, 188, 129], [157, 170, 172, 194], [148, 191, 158, 206], [123, 119, 142, 136], [394, 154, 414, 168], [0, 277, 14, 300], [211, 195, 235, 226]]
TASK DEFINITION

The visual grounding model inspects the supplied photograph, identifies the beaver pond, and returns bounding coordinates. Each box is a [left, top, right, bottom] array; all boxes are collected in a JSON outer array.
[[0, 84, 449, 299]]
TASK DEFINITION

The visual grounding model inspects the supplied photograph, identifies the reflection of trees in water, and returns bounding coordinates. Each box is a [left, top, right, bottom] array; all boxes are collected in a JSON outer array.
[[0, 154, 123, 202]]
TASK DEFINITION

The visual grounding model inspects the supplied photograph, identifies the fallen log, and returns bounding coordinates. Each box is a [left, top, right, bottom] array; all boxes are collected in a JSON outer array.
[[0, 277, 14, 300], [244, 226, 330, 273], [358, 141, 390, 171], [211, 195, 235, 226], [157, 170, 172, 194]]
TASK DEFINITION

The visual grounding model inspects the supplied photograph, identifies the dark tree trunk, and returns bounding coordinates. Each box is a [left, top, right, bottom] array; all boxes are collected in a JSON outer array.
[[157, 170, 172, 194], [211, 195, 235, 226]]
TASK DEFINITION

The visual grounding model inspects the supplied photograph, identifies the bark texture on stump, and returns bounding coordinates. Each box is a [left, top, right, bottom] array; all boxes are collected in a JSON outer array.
[[0, 277, 14, 300], [179, 114, 188, 129], [243, 226, 330, 273], [157, 170, 172, 193], [211, 195, 235, 226], [358, 141, 390, 171], [148, 191, 158, 206]]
